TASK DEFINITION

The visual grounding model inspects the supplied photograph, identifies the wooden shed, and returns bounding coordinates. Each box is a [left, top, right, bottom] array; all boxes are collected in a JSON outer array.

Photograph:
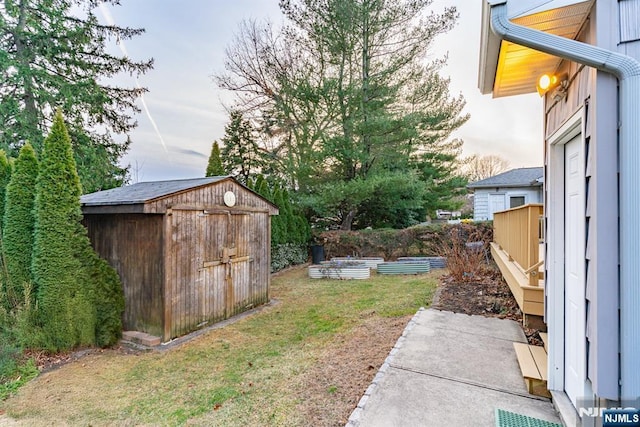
[[80, 176, 278, 342]]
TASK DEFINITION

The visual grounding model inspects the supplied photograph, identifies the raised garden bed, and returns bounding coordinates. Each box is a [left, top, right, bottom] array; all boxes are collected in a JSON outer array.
[[377, 262, 431, 275], [330, 257, 385, 270], [308, 262, 371, 280], [397, 256, 447, 269]]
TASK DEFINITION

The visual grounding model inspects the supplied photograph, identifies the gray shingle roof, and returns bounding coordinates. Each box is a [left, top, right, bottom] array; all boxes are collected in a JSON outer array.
[[467, 167, 543, 189], [81, 176, 229, 206]]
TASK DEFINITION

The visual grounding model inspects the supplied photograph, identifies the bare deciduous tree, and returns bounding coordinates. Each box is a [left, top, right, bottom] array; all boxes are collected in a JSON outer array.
[[465, 155, 510, 182]]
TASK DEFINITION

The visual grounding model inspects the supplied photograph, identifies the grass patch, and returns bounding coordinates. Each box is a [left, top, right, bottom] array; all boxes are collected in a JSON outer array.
[[1, 267, 439, 426], [0, 358, 38, 401]]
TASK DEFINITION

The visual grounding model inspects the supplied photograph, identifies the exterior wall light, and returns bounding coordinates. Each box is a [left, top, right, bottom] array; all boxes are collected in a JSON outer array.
[[536, 73, 568, 97]]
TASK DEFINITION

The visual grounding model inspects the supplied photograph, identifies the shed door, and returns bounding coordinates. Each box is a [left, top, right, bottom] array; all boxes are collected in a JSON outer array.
[[196, 212, 253, 324], [564, 135, 586, 406]]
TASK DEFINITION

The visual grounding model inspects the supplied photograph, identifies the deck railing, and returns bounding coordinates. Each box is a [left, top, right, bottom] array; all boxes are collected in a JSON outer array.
[[493, 204, 543, 287]]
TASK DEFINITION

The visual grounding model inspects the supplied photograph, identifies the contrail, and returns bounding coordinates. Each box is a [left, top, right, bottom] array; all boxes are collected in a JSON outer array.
[[99, 4, 168, 153]]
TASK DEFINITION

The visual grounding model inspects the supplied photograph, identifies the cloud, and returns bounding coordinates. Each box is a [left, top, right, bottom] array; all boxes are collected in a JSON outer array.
[[168, 146, 208, 159], [98, 3, 169, 153]]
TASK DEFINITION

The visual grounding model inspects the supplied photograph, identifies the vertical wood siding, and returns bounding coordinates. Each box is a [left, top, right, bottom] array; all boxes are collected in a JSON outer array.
[[145, 180, 276, 214], [83, 214, 164, 337], [166, 208, 270, 339], [84, 178, 276, 342]]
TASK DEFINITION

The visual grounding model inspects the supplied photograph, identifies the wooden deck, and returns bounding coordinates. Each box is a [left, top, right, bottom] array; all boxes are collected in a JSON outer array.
[[490, 242, 544, 319], [491, 204, 545, 327]]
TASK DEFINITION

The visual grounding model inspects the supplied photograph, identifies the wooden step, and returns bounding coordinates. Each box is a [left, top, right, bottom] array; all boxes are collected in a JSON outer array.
[[540, 332, 549, 353], [513, 342, 551, 398]]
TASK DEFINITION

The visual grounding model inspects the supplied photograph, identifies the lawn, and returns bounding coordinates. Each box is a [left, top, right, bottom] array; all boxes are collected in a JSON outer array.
[[1, 266, 439, 426]]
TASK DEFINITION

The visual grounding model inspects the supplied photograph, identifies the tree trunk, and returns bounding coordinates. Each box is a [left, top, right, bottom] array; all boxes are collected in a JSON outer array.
[[340, 210, 356, 231], [13, 0, 42, 150]]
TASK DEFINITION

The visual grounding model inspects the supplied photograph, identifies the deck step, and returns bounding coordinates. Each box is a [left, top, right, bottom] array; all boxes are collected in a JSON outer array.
[[513, 342, 550, 398], [540, 332, 549, 353]]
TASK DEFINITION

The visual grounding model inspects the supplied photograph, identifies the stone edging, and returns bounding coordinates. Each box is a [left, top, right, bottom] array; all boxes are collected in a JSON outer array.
[[345, 306, 425, 427]]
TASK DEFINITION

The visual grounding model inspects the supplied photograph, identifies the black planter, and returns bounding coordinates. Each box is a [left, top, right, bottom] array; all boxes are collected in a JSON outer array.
[[311, 245, 325, 264]]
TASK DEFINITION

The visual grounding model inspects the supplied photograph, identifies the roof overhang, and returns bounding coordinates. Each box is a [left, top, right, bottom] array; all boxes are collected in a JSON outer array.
[[478, 0, 593, 97]]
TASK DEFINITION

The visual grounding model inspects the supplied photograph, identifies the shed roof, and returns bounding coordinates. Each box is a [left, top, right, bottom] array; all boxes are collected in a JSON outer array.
[[81, 177, 229, 206], [467, 167, 543, 189]]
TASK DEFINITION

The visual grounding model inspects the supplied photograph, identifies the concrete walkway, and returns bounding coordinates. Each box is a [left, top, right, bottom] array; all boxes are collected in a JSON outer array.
[[348, 308, 562, 427]]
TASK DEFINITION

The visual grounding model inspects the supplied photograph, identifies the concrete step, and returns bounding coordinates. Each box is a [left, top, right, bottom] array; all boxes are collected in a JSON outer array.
[[122, 331, 161, 347]]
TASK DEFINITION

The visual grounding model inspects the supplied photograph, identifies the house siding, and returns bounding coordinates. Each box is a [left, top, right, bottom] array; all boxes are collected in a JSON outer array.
[[543, 1, 622, 401], [473, 187, 542, 221], [473, 190, 489, 221], [619, 0, 640, 44], [616, 0, 640, 400]]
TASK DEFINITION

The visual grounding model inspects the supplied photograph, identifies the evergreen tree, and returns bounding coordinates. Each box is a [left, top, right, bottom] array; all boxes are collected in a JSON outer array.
[[205, 141, 225, 177], [221, 111, 265, 184], [0, 0, 153, 192], [0, 150, 12, 307], [32, 111, 95, 351], [2, 143, 38, 310], [0, 151, 12, 231], [219, 0, 468, 230]]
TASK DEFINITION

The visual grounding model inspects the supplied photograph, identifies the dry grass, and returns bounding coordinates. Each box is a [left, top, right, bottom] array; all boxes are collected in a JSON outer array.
[[0, 266, 439, 426]]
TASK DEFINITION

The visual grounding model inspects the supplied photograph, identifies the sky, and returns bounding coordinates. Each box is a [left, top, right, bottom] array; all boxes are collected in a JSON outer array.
[[102, 0, 544, 183]]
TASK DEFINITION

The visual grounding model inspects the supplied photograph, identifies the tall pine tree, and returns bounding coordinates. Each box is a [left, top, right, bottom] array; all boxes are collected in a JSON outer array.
[[221, 111, 265, 184], [219, 0, 468, 230], [205, 141, 225, 177], [0, 151, 12, 231], [0, 0, 153, 192], [32, 111, 95, 351], [3, 143, 38, 310]]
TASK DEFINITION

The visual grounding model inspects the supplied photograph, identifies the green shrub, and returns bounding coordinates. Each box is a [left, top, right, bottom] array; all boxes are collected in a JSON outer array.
[[0, 355, 38, 401], [78, 247, 124, 347], [271, 243, 308, 272]]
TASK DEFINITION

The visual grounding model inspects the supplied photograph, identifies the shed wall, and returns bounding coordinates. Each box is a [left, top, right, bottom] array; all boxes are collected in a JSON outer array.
[[146, 180, 275, 214], [83, 214, 165, 337]]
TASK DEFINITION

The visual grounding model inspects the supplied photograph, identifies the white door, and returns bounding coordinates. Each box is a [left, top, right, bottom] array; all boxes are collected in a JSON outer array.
[[488, 194, 505, 220], [564, 135, 586, 406]]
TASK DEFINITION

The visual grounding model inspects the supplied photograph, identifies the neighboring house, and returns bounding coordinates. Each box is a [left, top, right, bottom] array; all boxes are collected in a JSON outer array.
[[81, 177, 278, 342], [467, 167, 543, 221], [479, 0, 640, 424]]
